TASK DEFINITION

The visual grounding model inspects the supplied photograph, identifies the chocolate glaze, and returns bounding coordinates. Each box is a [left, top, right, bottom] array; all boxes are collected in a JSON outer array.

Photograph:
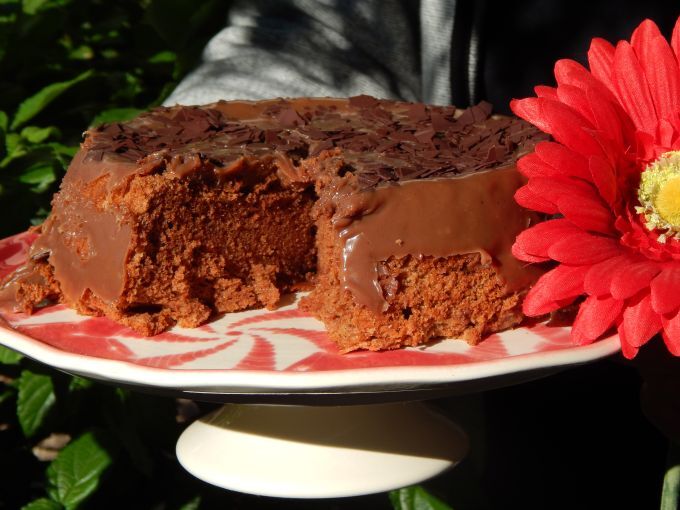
[[1, 95, 545, 315], [29, 151, 133, 306], [332, 167, 542, 312]]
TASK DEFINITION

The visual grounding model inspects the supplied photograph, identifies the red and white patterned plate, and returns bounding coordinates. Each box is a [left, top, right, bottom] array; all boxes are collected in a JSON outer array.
[[0, 232, 620, 397]]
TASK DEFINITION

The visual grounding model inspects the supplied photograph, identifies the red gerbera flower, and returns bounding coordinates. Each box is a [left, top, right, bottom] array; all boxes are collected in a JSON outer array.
[[511, 17, 680, 358]]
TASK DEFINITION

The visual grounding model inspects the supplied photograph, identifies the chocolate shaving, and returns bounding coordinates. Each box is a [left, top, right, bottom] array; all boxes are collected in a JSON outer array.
[[82, 96, 545, 190]]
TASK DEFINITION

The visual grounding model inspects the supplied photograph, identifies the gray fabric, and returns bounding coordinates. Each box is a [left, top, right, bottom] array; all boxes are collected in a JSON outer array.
[[164, 0, 456, 106]]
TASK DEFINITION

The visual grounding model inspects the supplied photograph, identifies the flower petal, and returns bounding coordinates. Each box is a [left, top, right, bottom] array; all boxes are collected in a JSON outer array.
[[516, 152, 553, 179], [513, 219, 582, 262], [556, 84, 596, 126], [571, 295, 623, 344], [555, 58, 636, 143], [650, 267, 680, 315], [510, 98, 552, 133], [638, 32, 680, 121], [539, 99, 605, 157], [514, 184, 558, 214], [658, 119, 677, 148], [609, 260, 661, 300], [548, 232, 621, 265], [522, 264, 588, 316], [661, 308, 680, 356], [583, 254, 629, 296], [589, 155, 617, 208], [526, 175, 598, 204], [612, 40, 658, 134], [630, 19, 663, 59], [588, 37, 616, 92], [526, 176, 613, 233], [556, 191, 614, 234], [672, 16, 680, 61], [619, 331, 640, 359], [632, 20, 680, 122], [534, 141, 591, 181], [535, 85, 558, 100], [619, 291, 661, 351], [585, 86, 630, 149]]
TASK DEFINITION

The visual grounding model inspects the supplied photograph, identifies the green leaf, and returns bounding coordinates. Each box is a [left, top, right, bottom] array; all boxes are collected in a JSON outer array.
[[68, 45, 93, 60], [178, 496, 201, 510], [0, 389, 15, 405], [19, 164, 56, 192], [21, 126, 60, 144], [17, 370, 56, 437], [3, 132, 27, 166], [22, 0, 49, 15], [46, 430, 116, 510], [91, 108, 142, 126], [389, 486, 452, 510], [21, 498, 63, 510], [11, 70, 94, 130], [21, 0, 71, 14], [0, 344, 23, 364], [0, 111, 8, 132], [148, 50, 176, 64], [48, 142, 78, 168], [662, 442, 680, 510], [67, 376, 93, 392]]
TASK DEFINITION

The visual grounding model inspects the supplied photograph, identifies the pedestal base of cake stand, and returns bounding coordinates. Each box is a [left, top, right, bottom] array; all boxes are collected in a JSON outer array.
[[176, 401, 468, 499]]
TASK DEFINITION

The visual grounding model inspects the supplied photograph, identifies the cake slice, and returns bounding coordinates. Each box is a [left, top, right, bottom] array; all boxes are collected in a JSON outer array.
[[0, 96, 544, 349]]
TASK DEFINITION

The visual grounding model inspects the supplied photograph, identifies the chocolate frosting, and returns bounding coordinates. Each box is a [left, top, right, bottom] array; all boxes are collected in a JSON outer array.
[[331, 167, 542, 312], [29, 151, 133, 305], [1, 95, 544, 314]]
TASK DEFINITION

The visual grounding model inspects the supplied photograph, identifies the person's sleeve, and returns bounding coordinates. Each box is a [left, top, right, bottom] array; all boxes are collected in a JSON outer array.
[[163, 0, 421, 105]]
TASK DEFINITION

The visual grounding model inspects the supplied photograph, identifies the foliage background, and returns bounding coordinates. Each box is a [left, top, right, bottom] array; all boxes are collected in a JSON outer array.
[[0, 0, 230, 237], [0, 1, 674, 509]]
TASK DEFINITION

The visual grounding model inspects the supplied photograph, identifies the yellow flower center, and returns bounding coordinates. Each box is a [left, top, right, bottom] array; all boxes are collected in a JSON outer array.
[[656, 177, 680, 226], [637, 151, 680, 243]]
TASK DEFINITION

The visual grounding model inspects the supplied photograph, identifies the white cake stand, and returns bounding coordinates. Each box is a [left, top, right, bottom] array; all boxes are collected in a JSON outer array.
[[0, 232, 622, 498]]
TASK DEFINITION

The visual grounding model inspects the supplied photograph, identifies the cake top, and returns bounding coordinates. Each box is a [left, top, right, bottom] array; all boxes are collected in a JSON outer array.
[[84, 96, 541, 188]]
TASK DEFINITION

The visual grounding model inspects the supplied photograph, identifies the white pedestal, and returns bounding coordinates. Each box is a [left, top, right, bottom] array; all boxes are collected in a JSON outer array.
[[176, 402, 468, 498]]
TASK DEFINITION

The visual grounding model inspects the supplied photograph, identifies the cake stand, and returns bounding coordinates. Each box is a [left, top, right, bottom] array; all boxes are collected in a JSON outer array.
[[0, 233, 621, 498]]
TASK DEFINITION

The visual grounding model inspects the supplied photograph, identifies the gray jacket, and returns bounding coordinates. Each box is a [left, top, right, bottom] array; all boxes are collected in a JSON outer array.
[[165, 0, 472, 107]]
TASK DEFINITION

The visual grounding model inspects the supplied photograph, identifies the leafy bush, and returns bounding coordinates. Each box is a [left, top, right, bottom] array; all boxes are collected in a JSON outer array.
[[0, 0, 230, 237]]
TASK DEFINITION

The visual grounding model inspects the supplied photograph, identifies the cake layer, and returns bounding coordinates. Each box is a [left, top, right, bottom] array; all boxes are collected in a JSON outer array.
[[0, 96, 545, 349]]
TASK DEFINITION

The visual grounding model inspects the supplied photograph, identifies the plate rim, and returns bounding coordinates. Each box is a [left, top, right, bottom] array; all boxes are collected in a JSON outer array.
[[0, 319, 621, 393]]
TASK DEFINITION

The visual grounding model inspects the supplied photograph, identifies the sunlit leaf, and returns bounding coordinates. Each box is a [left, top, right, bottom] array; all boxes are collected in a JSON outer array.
[[21, 126, 60, 144], [0, 344, 23, 364], [148, 50, 176, 64], [21, 498, 63, 510], [18, 163, 56, 192], [11, 70, 94, 130], [91, 108, 142, 126], [17, 370, 56, 437], [390, 486, 453, 510], [46, 430, 116, 510]]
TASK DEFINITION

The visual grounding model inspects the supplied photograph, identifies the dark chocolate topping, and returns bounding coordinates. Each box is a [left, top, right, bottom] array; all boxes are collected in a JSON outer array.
[[82, 97, 541, 189]]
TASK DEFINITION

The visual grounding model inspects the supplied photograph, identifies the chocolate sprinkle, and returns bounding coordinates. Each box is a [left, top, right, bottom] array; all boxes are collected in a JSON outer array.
[[83, 96, 545, 189]]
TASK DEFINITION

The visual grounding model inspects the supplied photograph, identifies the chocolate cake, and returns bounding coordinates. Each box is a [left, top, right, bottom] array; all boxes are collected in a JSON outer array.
[[0, 96, 544, 351]]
